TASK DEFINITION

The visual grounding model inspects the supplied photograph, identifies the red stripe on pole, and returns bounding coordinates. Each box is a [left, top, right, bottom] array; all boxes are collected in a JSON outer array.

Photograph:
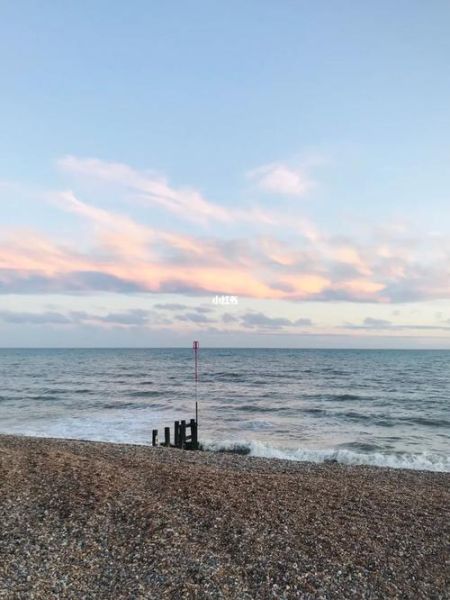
[[193, 340, 199, 383]]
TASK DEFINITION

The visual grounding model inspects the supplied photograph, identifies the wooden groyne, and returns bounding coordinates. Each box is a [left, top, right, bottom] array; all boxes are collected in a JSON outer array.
[[151, 340, 200, 451], [152, 418, 199, 451]]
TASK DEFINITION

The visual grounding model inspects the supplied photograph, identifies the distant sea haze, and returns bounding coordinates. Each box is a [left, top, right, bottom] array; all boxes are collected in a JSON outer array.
[[0, 348, 449, 472]]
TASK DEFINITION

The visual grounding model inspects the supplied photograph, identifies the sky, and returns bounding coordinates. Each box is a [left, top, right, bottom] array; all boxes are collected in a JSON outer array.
[[1, 1, 450, 348]]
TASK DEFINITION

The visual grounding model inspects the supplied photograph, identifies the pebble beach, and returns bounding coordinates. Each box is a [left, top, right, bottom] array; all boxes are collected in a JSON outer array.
[[0, 434, 449, 599]]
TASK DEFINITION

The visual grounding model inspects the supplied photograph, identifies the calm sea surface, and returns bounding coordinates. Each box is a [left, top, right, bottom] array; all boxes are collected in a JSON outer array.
[[0, 348, 449, 471]]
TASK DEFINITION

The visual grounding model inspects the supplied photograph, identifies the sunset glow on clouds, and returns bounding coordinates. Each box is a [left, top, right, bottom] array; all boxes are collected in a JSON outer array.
[[1, 154, 450, 347], [2, 155, 450, 305], [1, 2, 449, 346]]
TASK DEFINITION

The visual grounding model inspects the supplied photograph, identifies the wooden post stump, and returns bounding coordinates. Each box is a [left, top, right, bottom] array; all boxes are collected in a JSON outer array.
[[164, 426, 170, 447], [190, 418, 198, 450], [180, 420, 186, 448]]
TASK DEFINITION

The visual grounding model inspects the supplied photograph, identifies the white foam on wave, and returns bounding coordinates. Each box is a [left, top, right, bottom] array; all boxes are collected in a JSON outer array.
[[2, 419, 448, 473], [0, 408, 172, 446], [204, 439, 450, 473]]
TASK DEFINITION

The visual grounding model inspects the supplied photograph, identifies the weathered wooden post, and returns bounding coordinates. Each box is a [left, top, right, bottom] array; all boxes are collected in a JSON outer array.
[[164, 427, 170, 447], [180, 420, 186, 448], [190, 418, 198, 450], [152, 429, 158, 447], [174, 420, 180, 447]]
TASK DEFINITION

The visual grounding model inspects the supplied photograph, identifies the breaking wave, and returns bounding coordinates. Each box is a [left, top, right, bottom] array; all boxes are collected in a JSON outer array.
[[204, 439, 450, 473]]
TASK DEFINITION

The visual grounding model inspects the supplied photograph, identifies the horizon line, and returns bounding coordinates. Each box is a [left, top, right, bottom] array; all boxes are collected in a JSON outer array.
[[1, 346, 449, 351]]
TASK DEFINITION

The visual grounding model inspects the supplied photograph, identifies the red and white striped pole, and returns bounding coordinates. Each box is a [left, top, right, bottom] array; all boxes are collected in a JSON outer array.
[[193, 341, 199, 425]]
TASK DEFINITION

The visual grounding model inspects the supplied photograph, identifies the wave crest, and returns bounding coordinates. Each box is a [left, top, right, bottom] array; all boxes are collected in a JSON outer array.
[[204, 439, 450, 472]]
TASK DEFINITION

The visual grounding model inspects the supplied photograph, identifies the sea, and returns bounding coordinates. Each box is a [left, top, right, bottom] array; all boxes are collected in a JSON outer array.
[[0, 348, 449, 472]]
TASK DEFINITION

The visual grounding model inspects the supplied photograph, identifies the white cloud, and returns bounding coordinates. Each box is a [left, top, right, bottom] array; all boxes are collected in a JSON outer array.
[[58, 155, 310, 226], [58, 156, 231, 224], [247, 162, 314, 197]]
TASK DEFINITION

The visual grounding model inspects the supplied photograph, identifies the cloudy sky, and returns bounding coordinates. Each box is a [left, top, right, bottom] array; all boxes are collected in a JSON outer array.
[[1, 1, 450, 347]]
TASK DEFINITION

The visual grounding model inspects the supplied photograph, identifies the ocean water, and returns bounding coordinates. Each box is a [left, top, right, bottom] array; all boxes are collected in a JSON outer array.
[[0, 348, 449, 472]]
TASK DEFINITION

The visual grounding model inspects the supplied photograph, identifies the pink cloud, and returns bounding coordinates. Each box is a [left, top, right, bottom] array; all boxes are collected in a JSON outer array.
[[2, 159, 450, 304], [2, 220, 449, 301]]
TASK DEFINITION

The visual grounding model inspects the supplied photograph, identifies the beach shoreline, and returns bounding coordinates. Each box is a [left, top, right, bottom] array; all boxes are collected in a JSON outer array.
[[1, 434, 449, 598]]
